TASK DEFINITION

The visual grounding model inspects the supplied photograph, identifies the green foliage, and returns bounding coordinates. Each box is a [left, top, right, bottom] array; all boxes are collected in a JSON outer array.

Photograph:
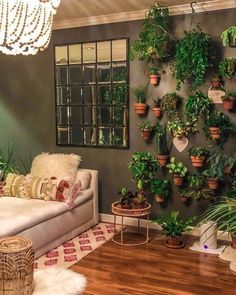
[[128, 152, 160, 189], [130, 4, 175, 65], [132, 84, 148, 103], [167, 119, 197, 139], [175, 28, 212, 90], [155, 124, 171, 155], [185, 90, 211, 122], [138, 121, 154, 131], [166, 157, 188, 177], [218, 57, 236, 79], [188, 146, 209, 157], [161, 92, 181, 119], [151, 179, 170, 199], [149, 67, 159, 75], [152, 97, 162, 107], [118, 188, 147, 209], [0, 145, 19, 180], [222, 154, 236, 170], [199, 197, 236, 234], [152, 211, 195, 237], [222, 91, 236, 100], [221, 26, 236, 47], [202, 161, 224, 180]]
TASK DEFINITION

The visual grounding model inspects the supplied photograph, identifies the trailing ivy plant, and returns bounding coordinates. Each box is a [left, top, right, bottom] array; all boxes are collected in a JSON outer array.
[[130, 4, 175, 67], [175, 27, 212, 90]]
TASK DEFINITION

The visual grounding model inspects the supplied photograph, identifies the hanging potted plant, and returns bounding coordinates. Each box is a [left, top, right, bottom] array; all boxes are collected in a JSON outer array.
[[132, 85, 148, 115], [203, 161, 224, 190], [152, 98, 162, 117], [155, 124, 171, 167], [149, 68, 160, 86], [204, 110, 234, 141], [128, 152, 160, 190], [221, 26, 236, 47], [167, 119, 197, 140], [175, 27, 212, 90], [138, 121, 154, 140], [222, 92, 236, 110], [166, 157, 188, 186], [219, 57, 236, 80], [188, 146, 209, 168], [152, 211, 194, 248], [150, 179, 170, 203]]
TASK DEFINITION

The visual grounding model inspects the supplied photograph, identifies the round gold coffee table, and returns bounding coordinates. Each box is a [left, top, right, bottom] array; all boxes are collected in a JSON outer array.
[[112, 202, 151, 246]]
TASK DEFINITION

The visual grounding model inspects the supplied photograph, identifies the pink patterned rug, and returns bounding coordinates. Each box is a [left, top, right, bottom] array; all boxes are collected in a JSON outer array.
[[34, 223, 119, 270]]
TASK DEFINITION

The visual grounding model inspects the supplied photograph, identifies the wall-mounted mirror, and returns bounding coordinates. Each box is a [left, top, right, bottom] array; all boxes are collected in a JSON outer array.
[[55, 38, 129, 149]]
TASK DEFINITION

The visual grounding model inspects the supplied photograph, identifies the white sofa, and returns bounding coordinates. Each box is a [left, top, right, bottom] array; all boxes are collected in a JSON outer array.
[[0, 169, 98, 258]]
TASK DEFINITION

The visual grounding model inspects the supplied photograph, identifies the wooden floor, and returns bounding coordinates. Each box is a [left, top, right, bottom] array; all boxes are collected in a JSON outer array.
[[71, 229, 236, 295]]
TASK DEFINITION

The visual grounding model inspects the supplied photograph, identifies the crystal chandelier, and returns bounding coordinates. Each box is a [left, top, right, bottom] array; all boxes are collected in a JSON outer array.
[[0, 0, 60, 55]]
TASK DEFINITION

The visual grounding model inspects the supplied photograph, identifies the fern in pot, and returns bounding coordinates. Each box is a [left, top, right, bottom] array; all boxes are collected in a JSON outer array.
[[152, 211, 195, 248], [155, 124, 171, 167]]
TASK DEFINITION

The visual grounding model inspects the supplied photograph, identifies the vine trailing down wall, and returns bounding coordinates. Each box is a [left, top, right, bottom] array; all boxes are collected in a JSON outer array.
[[118, 2, 236, 217]]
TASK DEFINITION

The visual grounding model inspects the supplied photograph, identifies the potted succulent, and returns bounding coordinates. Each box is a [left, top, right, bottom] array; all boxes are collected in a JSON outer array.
[[161, 92, 181, 120], [138, 121, 154, 140], [128, 152, 160, 190], [166, 157, 188, 186], [155, 124, 171, 167], [203, 160, 224, 190], [219, 57, 236, 80], [149, 68, 160, 86], [221, 26, 236, 47], [132, 85, 148, 115], [175, 28, 212, 90], [188, 146, 209, 168], [185, 90, 210, 122], [222, 91, 236, 110], [205, 110, 234, 141], [199, 197, 236, 248], [211, 75, 222, 88], [117, 188, 147, 209], [152, 98, 162, 117], [152, 211, 194, 248], [151, 179, 170, 203]]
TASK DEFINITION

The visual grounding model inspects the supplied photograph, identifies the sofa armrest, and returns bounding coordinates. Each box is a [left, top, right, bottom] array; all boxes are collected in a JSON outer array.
[[77, 169, 98, 224]]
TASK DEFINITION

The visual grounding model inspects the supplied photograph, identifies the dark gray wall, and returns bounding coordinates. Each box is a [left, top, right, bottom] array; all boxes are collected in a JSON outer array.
[[0, 8, 235, 218]]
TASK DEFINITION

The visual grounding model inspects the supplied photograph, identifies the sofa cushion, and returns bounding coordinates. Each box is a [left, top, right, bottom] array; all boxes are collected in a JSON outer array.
[[30, 153, 81, 182]]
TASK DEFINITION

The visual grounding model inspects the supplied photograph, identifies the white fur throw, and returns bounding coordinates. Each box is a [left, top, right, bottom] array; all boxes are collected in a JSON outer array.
[[30, 153, 81, 182], [34, 268, 87, 295]]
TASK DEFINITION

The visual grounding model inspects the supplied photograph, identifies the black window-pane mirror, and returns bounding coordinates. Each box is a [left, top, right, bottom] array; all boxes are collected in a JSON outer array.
[[55, 38, 129, 149]]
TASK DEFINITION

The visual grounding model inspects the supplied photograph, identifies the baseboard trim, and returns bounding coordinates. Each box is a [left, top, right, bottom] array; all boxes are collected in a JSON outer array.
[[99, 213, 230, 240]]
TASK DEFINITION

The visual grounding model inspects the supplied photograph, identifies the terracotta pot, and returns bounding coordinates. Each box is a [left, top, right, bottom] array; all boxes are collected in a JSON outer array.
[[155, 195, 165, 203], [166, 236, 184, 248], [133, 103, 148, 115], [152, 107, 161, 117], [231, 233, 236, 248], [211, 78, 221, 88], [173, 174, 184, 186], [141, 129, 152, 140], [224, 166, 232, 174], [190, 156, 206, 168], [149, 74, 159, 86], [208, 178, 219, 190], [229, 37, 236, 48], [209, 127, 222, 140], [156, 154, 169, 167], [223, 99, 234, 110]]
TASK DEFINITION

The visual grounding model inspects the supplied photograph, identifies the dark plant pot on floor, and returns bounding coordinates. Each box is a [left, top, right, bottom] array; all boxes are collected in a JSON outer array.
[[165, 236, 184, 248]]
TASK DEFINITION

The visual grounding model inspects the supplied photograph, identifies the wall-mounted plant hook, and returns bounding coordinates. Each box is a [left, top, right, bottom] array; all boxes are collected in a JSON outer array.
[[190, 1, 197, 29]]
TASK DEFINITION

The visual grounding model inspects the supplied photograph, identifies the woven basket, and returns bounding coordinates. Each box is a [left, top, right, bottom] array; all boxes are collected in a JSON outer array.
[[0, 236, 34, 295], [112, 201, 151, 217]]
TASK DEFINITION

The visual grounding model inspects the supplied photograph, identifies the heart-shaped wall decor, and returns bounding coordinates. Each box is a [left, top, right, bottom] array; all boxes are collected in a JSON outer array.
[[173, 137, 189, 152]]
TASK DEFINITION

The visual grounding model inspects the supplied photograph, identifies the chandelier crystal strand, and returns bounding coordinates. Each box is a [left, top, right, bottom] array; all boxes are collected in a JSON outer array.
[[0, 0, 60, 55]]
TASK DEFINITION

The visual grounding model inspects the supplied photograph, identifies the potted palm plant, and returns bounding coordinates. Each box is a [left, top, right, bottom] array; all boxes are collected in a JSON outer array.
[[150, 179, 170, 203], [188, 146, 209, 168], [199, 197, 236, 248], [155, 124, 171, 167], [138, 121, 154, 140], [152, 211, 194, 248], [222, 92, 236, 111], [166, 157, 188, 186], [152, 98, 162, 117], [221, 26, 236, 47], [132, 85, 148, 115], [149, 68, 160, 86], [128, 152, 160, 190]]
